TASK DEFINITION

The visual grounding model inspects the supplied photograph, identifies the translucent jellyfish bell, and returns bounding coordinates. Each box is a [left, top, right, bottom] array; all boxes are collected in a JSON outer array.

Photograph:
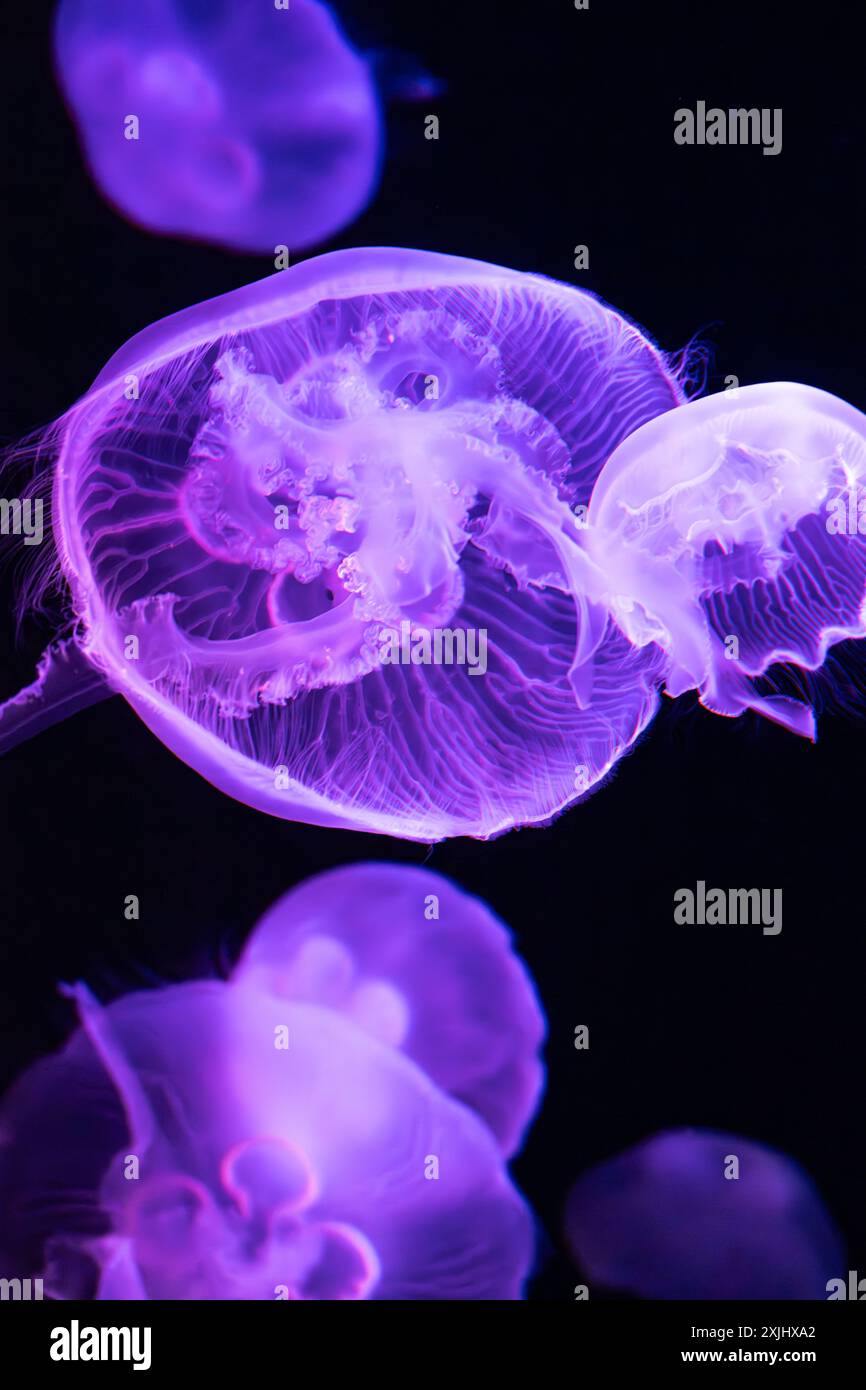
[[235, 863, 546, 1156], [564, 1129, 845, 1300], [1, 247, 685, 840], [0, 865, 543, 1300], [585, 382, 866, 736], [53, 0, 383, 251]]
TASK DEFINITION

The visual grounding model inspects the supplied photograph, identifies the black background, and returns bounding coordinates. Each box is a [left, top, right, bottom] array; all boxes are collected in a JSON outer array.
[[1, 1, 864, 1302]]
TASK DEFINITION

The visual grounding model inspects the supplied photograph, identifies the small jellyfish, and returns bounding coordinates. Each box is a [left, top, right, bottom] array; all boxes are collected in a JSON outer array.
[[53, 0, 383, 251], [564, 1129, 845, 1300], [0, 248, 685, 840], [0, 864, 544, 1300], [584, 382, 866, 737]]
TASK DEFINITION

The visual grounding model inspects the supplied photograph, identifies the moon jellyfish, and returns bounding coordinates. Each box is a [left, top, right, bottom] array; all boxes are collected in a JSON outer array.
[[0, 247, 687, 840], [235, 862, 545, 1156], [53, 0, 382, 251], [584, 382, 866, 738], [0, 865, 543, 1300], [564, 1129, 845, 1300]]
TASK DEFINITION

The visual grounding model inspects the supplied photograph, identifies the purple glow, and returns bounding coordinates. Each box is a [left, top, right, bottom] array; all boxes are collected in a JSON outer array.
[[3, 250, 864, 840], [0, 864, 543, 1300], [564, 1129, 845, 1300], [53, 0, 382, 251]]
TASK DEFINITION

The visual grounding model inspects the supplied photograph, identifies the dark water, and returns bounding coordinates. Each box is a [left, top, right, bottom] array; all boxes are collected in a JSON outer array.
[[1, 0, 864, 1302]]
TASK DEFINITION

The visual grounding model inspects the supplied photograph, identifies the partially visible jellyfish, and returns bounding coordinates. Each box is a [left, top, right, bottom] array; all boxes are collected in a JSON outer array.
[[0, 248, 686, 840], [53, 0, 383, 251], [0, 864, 544, 1300], [564, 1129, 845, 1300], [584, 382, 866, 738]]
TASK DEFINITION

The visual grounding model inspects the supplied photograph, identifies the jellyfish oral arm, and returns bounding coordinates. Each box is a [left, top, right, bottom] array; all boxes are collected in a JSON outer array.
[[90, 340, 616, 715], [0, 637, 115, 755]]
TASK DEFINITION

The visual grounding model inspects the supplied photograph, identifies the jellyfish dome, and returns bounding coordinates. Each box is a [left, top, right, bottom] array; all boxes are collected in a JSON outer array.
[[53, 0, 382, 251], [1, 247, 686, 839], [564, 1129, 845, 1300], [235, 862, 546, 1155], [0, 865, 543, 1300], [584, 382, 866, 737]]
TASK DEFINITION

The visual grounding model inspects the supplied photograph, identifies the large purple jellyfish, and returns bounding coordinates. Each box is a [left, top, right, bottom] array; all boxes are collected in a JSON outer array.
[[0, 865, 544, 1300], [564, 1129, 845, 1300], [53, 0, 382, 251], [0, 248, 685, 839]]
